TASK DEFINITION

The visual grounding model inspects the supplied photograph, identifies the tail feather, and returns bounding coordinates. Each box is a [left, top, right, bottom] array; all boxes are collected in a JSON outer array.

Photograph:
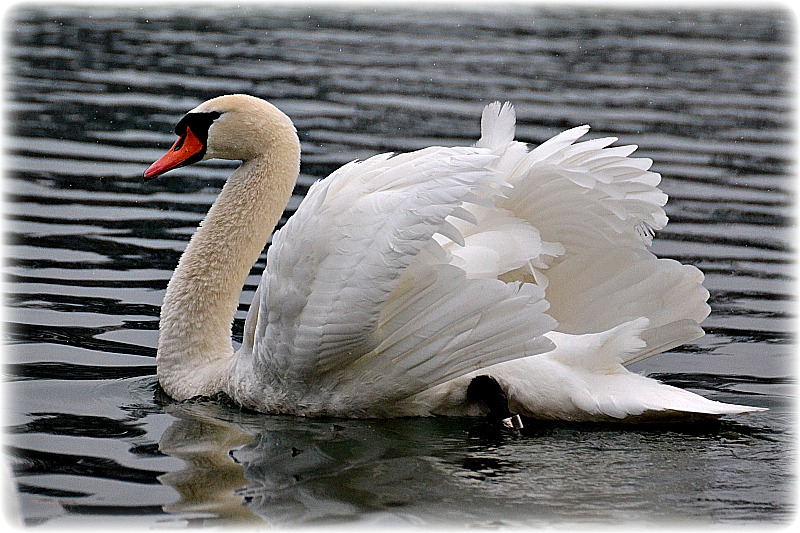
[[498, 320, 767, 421], [556, 370, 767, 421]]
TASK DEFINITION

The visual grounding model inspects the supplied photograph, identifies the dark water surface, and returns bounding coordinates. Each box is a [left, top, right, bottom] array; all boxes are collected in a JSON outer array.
[[3, 4, 795, 528]]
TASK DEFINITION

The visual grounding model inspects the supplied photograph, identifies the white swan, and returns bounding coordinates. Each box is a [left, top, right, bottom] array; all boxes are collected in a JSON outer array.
[[144, 94, 764, 422]]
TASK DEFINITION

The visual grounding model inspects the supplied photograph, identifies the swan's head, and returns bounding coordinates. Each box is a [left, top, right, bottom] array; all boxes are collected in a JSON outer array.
[[144, 94, 296, 180]]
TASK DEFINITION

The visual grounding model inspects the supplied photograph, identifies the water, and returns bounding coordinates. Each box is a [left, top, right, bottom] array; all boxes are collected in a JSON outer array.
[[3, 4, 795, 528]]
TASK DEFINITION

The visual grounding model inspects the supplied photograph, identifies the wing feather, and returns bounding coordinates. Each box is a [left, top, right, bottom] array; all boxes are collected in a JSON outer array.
[[329, 261, 556, 411], [250, 145, 514, 389]]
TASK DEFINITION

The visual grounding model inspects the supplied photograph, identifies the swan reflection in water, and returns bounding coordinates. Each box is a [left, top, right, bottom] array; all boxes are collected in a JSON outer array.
[[157, 400, 260, 526], [159, 398, 491, 527], [157, 396, 766, 527]]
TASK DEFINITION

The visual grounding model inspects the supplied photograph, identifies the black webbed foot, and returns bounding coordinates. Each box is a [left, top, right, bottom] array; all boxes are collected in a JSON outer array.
[[466, 375, 523, 429]]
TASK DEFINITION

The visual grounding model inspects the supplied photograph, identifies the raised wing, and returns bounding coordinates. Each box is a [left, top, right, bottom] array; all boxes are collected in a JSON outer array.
[[232, 103, 709, 415], [240, 144, 555, 409], [458, 104, 705, 330]]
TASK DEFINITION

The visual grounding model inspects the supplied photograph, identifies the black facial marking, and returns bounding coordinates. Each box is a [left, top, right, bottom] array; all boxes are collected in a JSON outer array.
[[467, 375, 513, 422], [174, 111, 222, 145]]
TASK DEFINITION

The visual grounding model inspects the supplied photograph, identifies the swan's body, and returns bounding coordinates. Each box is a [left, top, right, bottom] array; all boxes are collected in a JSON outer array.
[[145, 94, 764, 422]]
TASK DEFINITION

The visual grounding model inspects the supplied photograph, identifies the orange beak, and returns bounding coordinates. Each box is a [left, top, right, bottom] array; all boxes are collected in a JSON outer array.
[[143, 126, 206, 180]]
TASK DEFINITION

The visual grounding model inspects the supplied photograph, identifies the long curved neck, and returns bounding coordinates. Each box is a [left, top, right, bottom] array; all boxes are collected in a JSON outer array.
[[156, 137, 300, 401]]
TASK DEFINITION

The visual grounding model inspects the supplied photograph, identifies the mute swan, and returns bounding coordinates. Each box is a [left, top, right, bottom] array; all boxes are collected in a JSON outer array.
[[144, 94, 764, 422]]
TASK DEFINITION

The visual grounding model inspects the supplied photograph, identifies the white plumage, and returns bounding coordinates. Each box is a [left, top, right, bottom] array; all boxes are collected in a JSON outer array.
[[145, 94, 765, 422]]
